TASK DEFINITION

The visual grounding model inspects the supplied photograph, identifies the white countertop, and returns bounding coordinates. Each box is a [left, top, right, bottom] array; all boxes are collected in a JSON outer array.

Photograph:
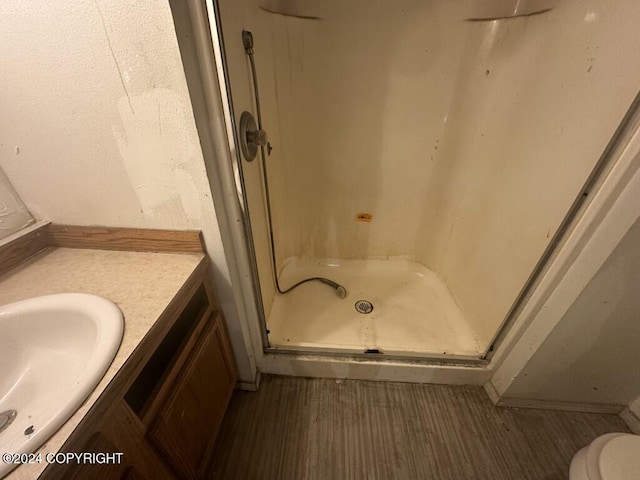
[[0, 247, 204, 480]]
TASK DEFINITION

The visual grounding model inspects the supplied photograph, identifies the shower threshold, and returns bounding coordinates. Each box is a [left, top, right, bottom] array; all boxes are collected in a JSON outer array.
[[266, 258, 485, 359]]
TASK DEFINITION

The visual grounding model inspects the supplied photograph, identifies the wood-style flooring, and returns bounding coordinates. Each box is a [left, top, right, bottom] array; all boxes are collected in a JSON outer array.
[[209, 375, 629, 480]]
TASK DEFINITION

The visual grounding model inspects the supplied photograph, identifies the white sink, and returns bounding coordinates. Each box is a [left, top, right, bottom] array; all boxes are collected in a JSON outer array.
[[0, 293, 123, 477]]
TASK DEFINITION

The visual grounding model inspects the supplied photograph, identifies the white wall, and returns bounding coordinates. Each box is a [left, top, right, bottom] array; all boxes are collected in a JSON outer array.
[[218, 0, 640, 345], [499, 215, 640, 406], [0, 0, 254, 381], [0, 0, 207, 229]]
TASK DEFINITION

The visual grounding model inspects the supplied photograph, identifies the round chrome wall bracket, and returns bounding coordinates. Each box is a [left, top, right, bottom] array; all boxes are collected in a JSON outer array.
[[239, 111, 267, 162]]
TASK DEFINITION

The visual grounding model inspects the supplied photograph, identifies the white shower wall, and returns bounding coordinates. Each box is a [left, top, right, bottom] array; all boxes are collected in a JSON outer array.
[[218, 0, 640, 347]]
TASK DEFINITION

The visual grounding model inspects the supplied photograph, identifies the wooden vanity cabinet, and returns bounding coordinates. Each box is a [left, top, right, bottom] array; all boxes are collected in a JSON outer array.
[[148, 311, 236, 479], [40, 260, 238, 480]]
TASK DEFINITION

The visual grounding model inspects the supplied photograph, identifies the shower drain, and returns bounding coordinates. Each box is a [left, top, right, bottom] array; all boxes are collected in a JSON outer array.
[[354, 300, 374, 314]]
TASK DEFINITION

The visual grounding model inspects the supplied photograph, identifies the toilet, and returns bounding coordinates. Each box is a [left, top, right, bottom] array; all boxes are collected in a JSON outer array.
[[570, 433, 640, 479]]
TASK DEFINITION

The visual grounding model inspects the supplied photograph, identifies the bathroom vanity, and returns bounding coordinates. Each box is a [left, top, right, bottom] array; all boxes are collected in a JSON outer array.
[[0, 224, 238, 479]]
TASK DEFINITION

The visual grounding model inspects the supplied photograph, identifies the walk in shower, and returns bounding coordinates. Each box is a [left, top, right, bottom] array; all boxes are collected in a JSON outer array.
[[214, 0, 640, 360]]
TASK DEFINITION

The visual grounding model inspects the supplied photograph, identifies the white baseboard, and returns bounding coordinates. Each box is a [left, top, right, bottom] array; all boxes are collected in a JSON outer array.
[[483, 380, 502, 405], [236, 369, 261, 391], [495, 397, 624, 414], [620, 407, 640, 434], [483, 380, 624, 414]]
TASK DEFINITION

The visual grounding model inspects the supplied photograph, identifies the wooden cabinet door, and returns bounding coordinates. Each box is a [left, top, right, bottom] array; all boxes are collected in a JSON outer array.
[[148, 314, 237, 479]]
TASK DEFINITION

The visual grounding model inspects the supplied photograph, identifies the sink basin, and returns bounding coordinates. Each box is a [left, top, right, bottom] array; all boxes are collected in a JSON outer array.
[[0, 293, 123, 477]]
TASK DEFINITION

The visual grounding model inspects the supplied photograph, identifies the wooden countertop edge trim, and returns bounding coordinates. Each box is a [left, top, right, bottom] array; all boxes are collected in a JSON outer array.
[[48, 224, 205, 254], [0, 224, 205, 278]]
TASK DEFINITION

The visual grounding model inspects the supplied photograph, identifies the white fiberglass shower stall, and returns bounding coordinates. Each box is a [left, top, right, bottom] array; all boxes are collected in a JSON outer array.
[[213, 0, 640, 361]]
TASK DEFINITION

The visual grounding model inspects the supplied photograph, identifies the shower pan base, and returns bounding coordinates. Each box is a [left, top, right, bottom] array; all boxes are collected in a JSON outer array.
[[267, 259, 484, 358]]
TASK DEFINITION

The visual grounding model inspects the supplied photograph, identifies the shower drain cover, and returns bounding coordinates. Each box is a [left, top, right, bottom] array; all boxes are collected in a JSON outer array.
[[354, 300, 374, 314]]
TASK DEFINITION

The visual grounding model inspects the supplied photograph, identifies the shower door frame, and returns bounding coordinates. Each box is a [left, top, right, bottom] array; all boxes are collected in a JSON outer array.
[[197, 0, 640, 370]]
